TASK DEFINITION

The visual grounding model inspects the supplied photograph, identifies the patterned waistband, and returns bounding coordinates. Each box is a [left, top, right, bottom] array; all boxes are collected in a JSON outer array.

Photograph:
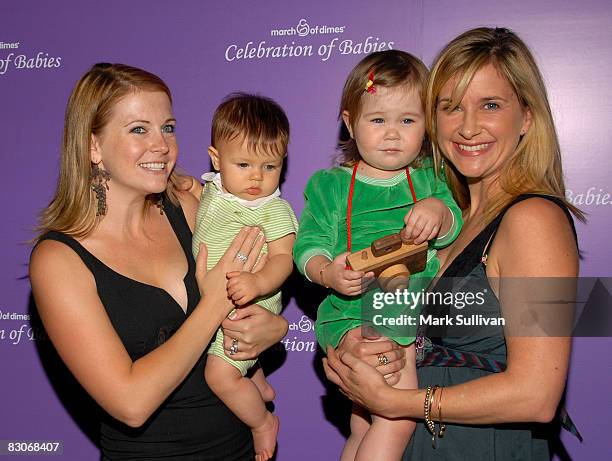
[[416, 336, 506, 373], [415, 335, 583, 442]]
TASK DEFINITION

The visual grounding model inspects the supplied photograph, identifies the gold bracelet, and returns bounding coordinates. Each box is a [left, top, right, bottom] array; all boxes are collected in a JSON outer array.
[[424, 386, 435, 439], [425, 385, 441, 448], [437, 386, 445, 438], [424, 386, 432, 427], [431, 385, 440, 448], [319, 262, 332, 288]]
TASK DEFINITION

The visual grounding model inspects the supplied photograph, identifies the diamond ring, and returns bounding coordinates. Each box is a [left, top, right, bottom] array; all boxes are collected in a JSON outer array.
[[235, 251, 248, 263], [230, 338, 239, 355], [377, 354, 389, 366]]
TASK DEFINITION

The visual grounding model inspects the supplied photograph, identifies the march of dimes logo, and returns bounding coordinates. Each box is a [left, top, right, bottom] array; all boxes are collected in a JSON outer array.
[[0, 41, 62, 76], [270, 18, 346, 37], [280, 314, 316, 353], [224, 18, 394, 62], [0, 309, 47, 346]]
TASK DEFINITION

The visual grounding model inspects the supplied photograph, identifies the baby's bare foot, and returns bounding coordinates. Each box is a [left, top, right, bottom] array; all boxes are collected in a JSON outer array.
[[252, 412, 279, 461], [258, 380, 276, 402]]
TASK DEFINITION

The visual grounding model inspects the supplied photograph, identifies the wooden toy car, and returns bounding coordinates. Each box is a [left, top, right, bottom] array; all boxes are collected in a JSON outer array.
[[346, 233, 428, 292]]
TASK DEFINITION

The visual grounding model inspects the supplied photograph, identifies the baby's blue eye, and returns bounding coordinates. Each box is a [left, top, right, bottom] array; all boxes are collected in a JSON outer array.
[[484, 102, 499, 110], [402, 118, 414, 125], [162, 124, 176, 133], [131, 126, 146, 134], [265, 165, 277, 171], [371, 118, 384, 124]]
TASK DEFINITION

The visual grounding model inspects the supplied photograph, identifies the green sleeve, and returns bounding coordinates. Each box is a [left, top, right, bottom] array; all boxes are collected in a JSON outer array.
[[428, 162, 463, 249], [293, 170, 341, 279], [259, 198, 298, 242]]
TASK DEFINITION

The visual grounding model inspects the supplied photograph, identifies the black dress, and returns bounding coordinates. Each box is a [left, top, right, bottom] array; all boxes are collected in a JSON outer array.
[[404, 194, 577, 460], [38, 198, 254, 460]]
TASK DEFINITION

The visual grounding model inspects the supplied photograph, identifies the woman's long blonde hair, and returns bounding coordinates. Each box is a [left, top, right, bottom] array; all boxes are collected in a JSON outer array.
[[426, 27, 584, 223], [36, 63, 180, 240]]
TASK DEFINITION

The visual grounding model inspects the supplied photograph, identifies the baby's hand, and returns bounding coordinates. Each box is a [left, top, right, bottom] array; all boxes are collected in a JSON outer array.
[[402, 197, 448, 245], [226, 271, 262, 306], [323, 252, 374, 296]]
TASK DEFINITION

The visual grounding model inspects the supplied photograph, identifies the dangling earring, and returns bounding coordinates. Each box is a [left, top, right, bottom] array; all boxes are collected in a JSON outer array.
[[155, 193, 165, 215], [90, 162, 110, 216]]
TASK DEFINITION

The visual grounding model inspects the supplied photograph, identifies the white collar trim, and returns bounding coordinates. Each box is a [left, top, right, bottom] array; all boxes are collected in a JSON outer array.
[[201, 172, 281, 209]]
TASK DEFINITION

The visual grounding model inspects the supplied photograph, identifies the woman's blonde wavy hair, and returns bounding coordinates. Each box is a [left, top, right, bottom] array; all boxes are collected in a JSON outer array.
[[36, 63, 181, 241], [425, 27, 584, 223]]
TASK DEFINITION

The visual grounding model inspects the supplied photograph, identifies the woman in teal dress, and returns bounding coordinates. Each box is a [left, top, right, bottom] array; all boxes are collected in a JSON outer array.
[[323, 27, 583, 460]]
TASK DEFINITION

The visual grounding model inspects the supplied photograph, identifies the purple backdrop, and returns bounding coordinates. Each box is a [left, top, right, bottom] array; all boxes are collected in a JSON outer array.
[[1, 0, 610, 459]]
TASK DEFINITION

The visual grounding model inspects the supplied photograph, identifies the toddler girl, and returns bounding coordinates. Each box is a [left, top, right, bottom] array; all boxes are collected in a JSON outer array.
[[294, 50, 463, 461]]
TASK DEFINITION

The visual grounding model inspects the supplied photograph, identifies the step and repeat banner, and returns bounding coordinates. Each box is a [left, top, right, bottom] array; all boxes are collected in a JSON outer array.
[[1, 0, 610, 459]]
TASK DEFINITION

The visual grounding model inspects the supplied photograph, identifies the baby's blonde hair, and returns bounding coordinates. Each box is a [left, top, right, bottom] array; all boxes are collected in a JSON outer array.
[[339, 50, 430, 167]]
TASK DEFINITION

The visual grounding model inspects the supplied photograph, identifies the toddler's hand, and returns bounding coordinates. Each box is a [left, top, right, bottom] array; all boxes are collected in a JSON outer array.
[[402, 197, 448, 245], [226, 271, 262, 306], [323, 252, 374, 296]]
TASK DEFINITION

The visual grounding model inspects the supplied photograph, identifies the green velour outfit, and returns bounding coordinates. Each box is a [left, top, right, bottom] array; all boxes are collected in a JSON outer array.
[[294, 158, 463, 349]]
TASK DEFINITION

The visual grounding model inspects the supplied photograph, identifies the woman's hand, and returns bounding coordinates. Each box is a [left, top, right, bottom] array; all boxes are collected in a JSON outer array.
[[195, 227, 266, 317], [336, 327, 406, 385], [221, 304, 288, 360], [323, 346, 396, 417]]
